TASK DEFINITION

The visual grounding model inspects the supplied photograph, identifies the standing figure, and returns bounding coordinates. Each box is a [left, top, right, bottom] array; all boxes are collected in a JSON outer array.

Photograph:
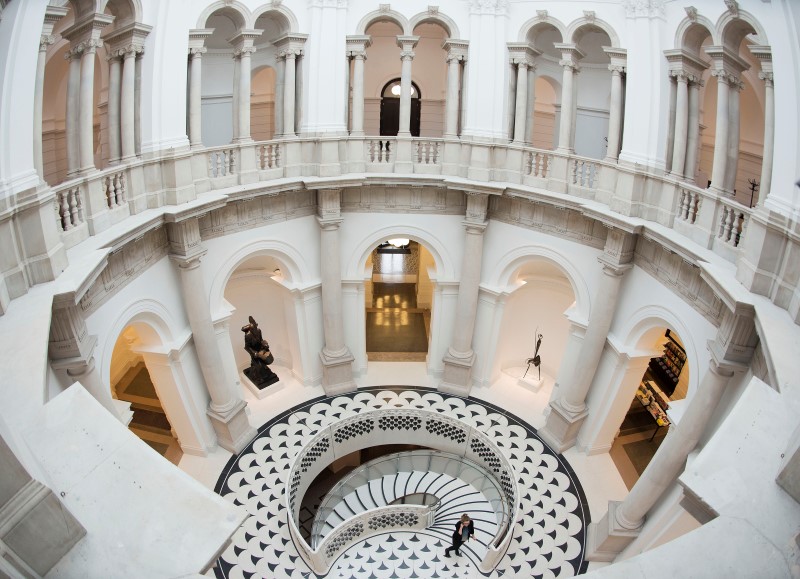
[[444, 513, 475, 557], [523, 330, 544, 380], [241, 316, 279, 387]]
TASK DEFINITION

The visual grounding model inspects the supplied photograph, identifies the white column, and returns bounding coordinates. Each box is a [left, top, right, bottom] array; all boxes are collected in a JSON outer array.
[[684, 79, 701, 182], [33, 35, 54, 180], [274, 56, 285, 137], [351, 51, 366, 136], [120, 48, 137, 160], [397, 38, 417, 137], [724, 79, 743, 194], [134, 52, 142, 155], [669, 72, 689, 177], [758, 72, 774, 201], [444, 52, 461, 137], [188, 48, 205, 147], [231, 54, 240, 141], [556, 54, 580, 152], [708, 70, 732, 195], [283, 52, 297, 137], [236, 47, 254, 142], [605, 65, 625, 161], [616, 360, 734, 529], [78, 40, 98, 172], [65, 49, 81, 176], [107, 53, 122, 164], [664, 75, 677, 173], [513, 62, 529, 144]]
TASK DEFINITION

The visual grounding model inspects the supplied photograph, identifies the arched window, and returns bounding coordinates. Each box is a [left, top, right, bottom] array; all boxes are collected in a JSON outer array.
[[380, 78, 422, 136]]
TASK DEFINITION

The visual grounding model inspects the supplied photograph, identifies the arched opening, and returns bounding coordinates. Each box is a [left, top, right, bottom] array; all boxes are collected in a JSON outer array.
[[491, 260, 576, 390], [223, 254, 298, 396], [411, 20, 448, 137], [251, 10, 292, 141], [572, 24, 613, 160], [362, 19, 403, 136], [610, 327, 690, 489], [379, 78, 422, 137], [524, 23, 564, 151], [110, 326, 182, 465], [365, 239, 435, 361], [250, 66, 277, 140]]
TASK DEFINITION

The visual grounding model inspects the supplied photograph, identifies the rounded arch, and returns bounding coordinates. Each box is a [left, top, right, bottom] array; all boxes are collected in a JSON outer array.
[[380, 77, 422, 99], [717, 9, 768, 49], [250, 3, 298, 33], [345, 225, 455, 281], [99, 0, 142, 27], [674, 16, 716, 51], [209, 239, 312, 315], [566, 17, 620, 48], [485, 245, 591, 322], [617, 305, 702, 398], [355, 8, 409, 35], [196, 0, 250, 30], [518, 16, 567, 43], [99, 299, 180, 387], [408, 10, 459, 39]]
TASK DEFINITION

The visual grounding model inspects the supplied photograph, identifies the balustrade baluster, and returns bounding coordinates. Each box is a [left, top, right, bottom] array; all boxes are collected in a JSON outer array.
[[60, 192, 70, 230], [68, 189, 79, 227]]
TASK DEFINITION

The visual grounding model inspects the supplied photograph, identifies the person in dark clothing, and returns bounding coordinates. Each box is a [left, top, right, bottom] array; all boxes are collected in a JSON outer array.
[[444, 514, 475, 557]]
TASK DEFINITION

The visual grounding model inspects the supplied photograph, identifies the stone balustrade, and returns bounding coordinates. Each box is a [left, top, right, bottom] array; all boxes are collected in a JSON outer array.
[[284, 408, 519, 575]]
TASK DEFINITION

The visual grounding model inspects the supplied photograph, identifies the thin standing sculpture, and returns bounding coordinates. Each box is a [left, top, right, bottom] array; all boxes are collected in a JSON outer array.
[[523, 330, 543, 380], [241, 316, 279, 388]]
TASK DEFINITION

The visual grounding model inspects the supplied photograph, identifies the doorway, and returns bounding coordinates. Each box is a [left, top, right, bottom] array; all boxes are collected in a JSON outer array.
[[610, 329, 689, 489], [365, 239, 432, 361], [380, 79, 421, 137], [111, 328, 182, 465]]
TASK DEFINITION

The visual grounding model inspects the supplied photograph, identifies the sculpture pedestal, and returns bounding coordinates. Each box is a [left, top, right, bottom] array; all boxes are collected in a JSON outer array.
[[502, 366, 544, 392], [240, 370, 284, 401]]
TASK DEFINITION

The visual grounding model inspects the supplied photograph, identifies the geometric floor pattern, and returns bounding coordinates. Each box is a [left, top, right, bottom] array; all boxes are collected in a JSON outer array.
[[213, 386, 590, 578]]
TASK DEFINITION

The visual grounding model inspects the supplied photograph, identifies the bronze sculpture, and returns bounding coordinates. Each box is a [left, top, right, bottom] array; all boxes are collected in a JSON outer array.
[[241, 316, 279, 388], [523, 330, 543, 380]]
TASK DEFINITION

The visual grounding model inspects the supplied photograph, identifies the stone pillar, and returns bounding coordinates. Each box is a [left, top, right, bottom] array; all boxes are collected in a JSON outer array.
[[282, 52, 297, 137], [604, 66, 625, 161], [443, 39, 469, 139], [440, 193, 489, 396], [230, 30, 261, 143], [513, 62, 530, 144], [107, 53, 122, 164], [134, 51, 142, 154], [555, 44, 584, 153], [538, 229, 636, 453], [603, 47, 627, 162], [34, 35, 55, 179], [167, 219, 256, 453], [231, 54, 240, 141], [274, 56, 285, 137], [396, 36, 419, 137], [346, 36, 371, 137], [587, 304, 757, 561], [758, 71, 774, 201], [65, 49, 81, 176], [187, 29, 213, 148], [724, 79, 743, 194], [78, 40, 100, 173], [684, 78, 702, 182], [316, 189, 356, 395], [120, 48, 138, 160], [0, 432, 85, 577], [669, 72, 689, 177]]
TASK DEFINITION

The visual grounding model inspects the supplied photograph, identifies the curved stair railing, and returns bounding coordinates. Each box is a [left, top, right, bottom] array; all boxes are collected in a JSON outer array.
[[310, 449, 507, 556], [284, 408, 519, 575]]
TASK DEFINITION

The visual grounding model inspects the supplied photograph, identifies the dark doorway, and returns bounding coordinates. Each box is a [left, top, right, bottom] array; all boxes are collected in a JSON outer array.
[[380, 79, 421, 137]]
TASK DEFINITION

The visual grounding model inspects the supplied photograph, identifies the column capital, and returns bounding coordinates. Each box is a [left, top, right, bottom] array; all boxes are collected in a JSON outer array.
[[229, 29, 262, 53], [233, 46, 257, 59], [603, 45, 627, 70], [758, 71, 774, 87], [554, 43, 585, 70], [396, 35, 420, 54], [707, 301, 758, 367], [274, 32, 309, 58], [40, 34, 56, 52], [704, 45, 750, 78], [317, 188, 342, 222], [600, 227, 637, 268], [48, 300, 97, 364], [189, 46, 207, 57], [188, 28, 214, 52], [670, 70, 690, 83], [346, 34, 372, 57], [464, 191, 489, 224], [608, 64, 626, 75], [664, 48, 709, 80], [442, 39, 469, 62], [61, 12, 113, 47], [104, 21, 152, 56], [507, 42, 539, 68], [165, 218, 206, 263]]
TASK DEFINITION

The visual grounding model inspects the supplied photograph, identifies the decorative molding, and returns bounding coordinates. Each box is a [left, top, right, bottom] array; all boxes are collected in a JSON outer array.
[[308, 0, 348, 8], [685, 6, 698, 21], [199, 191, 316, 240], [536, 10, 548, 20], [622, 0, 666, 19], [341, 186, 461, 214], [379, 4, 391, 13], [724, 0, 739, 18], [583, 10, 596, 23], [428, 5, 439, 16], [470, 0, 509, 16]]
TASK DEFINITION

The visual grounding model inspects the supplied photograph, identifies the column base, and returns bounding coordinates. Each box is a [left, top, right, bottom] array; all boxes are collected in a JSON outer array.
[[207, 399, 256, 454], [439, 351, 475, 397], [319, 349, 356, 396], [537, 398, 588, 453], [585, 501, 642, 562]]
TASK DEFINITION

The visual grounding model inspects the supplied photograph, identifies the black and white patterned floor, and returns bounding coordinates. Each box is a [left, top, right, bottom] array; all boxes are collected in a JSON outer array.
[[214, 387, 590, 578]]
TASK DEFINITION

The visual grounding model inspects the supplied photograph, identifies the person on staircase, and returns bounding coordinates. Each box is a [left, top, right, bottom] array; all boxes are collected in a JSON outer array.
[[444, 513, 475, 557]]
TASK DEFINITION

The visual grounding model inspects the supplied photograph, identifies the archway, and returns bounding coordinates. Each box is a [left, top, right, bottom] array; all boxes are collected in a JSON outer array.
[[571, 23, 614, 160], [608, 326, 691, 489], [380, 78, 421, 137], [110, 326, 182, 465], [250, 66, 277, 140], [364, 238, 436, 362]]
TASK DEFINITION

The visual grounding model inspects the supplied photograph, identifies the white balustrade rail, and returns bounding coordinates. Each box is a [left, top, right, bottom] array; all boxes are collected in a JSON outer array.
[[717, 199, 748, 248], [525, 149, 552, 178], [678, 186, 702, 224], [366, 139, 393, 163], [285, 408, 519, 575], [103, 170, 127, 208], [414, 140, 441, 165], [258, 142, 280, 170], [55, 186, 84, 232], [208, 147, 236, 177], [571, 156, 600, 190]]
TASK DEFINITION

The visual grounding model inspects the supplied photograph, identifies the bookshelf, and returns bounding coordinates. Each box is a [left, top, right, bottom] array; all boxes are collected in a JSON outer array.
[[648, 332, 686, 397]]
